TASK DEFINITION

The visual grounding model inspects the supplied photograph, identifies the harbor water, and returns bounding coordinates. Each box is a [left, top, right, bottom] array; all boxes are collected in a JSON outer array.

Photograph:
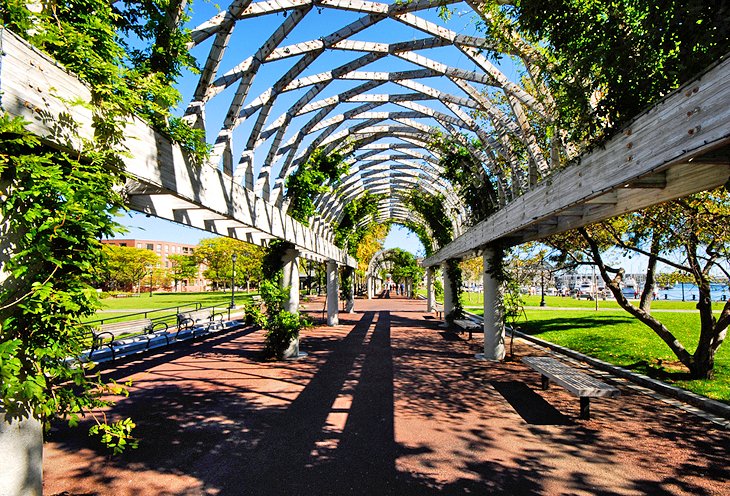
[[657, 283, 729, 302]]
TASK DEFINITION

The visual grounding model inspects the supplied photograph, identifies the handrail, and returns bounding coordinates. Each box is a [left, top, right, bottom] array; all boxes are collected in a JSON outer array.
[[86, 301, 203, 326]]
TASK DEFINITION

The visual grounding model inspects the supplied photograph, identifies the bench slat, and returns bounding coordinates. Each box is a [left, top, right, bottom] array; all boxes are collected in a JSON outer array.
[[100, 318, 153, 337], [523, 357, 620, 398], [453, 319, 480, 330]]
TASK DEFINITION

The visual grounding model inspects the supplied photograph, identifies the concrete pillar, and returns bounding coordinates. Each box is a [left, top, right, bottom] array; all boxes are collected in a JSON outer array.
[[366, 275, 374, 299], [479, 247, 505, 361], [326, 260, 339, 326], [0, 413, 42, 496], [426, 267, 435, 312], [281, 247, 303, 358], [281, 247, 300, 314], [344, 266, 355, 313], [442, 260, 455, 318]]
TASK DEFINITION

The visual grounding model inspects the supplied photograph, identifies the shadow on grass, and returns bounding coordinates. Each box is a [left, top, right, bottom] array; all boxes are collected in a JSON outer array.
[[516, 315, 636, 336]]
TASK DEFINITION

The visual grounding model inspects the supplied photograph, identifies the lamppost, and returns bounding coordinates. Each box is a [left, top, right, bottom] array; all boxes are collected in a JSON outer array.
[[230, 253, 237, 309], [540, 268, 546, 307], [147, 264, 153, 297]]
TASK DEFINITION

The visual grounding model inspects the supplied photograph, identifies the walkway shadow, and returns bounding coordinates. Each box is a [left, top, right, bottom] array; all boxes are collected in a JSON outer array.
[[99, 325, 263, 382], [517, 315, 634, 335], [45, 307, 730, 496]]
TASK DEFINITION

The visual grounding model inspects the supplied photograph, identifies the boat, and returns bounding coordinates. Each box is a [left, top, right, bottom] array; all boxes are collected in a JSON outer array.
[[622, 277, 638, 298]]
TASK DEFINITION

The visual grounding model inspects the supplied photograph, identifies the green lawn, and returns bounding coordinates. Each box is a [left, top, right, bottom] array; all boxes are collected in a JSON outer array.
[[84, 291, 259, 324], [98, 291, 258, 310], [467, 305, 730, 403], [461, 292, 728, 311]]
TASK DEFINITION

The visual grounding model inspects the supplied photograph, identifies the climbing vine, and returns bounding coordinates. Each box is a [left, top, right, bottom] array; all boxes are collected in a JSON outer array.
[[285, 148, 349, 225], [444, 259, 463, 324], [403, 190, 453, 250], [259, 240, 310, 359], [430, 133, 499, 224], [334, 191, 384, 254], [0, 115, 137, 451], [0, 0, 204, 451]]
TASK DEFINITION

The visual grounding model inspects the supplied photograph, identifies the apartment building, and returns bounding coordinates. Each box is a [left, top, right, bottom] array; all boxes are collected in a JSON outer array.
[[102, 239, 208, 291]]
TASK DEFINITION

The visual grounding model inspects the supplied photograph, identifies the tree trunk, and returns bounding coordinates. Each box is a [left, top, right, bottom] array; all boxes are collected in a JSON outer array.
[[580, 228, 694, 370]]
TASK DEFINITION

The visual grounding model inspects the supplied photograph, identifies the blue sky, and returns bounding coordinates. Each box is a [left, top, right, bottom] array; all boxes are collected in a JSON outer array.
[[114, 1, 490, 257], [115, 211, 424, 254]]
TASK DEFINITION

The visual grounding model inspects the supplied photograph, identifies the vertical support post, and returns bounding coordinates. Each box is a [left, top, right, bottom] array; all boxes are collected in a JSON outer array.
[[442, 261, 454, 319], [344, 266, 355, 313], [426, 267, 435, 312], [478, 247, 505, 361], [366, 275, 374, 299], [0, 413, 42, 496], [281, 247, 303, 358], [326, 260, 339, 326], [281, 247, 300, 314]]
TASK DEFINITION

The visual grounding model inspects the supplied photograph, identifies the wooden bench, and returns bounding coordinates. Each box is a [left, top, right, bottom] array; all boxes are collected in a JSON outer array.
[[433, 302, 444, 319], [522, 356, 620, 419], [453, 318, 481, 340], [84, 318, 168, 360]]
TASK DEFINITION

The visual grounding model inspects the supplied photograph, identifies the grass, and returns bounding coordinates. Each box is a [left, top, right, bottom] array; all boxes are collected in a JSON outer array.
[[461, 292, 728, 310], [467, 304, 730, 403], [98, 291, 258, 311], [83, 291, 260, 324]]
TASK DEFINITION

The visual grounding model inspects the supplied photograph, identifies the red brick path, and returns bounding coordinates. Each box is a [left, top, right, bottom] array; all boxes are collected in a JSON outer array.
[[43, 296, 729, 495]]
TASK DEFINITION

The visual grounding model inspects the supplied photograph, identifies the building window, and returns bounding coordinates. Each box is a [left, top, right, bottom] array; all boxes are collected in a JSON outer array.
[[146, 243, 153, 250]]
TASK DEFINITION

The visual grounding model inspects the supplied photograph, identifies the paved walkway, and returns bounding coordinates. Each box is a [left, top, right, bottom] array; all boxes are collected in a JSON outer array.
[[44, 297, 729, 495]]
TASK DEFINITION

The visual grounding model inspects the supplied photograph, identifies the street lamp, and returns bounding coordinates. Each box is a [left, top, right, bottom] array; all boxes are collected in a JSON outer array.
[[146, 264, 153, 297], [230, 253, 237, 309], [540, 268, 546, 307]]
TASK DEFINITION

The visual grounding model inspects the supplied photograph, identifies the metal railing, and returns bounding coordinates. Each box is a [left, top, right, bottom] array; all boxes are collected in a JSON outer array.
[[85, 302, 203, 327]]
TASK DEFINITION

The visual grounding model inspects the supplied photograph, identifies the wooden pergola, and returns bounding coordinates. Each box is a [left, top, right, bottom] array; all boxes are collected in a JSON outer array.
[[2, 0, 730, 356]]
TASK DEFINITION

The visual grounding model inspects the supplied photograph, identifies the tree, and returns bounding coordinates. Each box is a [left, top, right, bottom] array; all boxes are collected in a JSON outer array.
[[478, 0, 730, 145], [235, 243, 266, 291], [546, 190, 730, 378], [460, 257, 484, 285], [355, 223, 389, 274], [103, 245, 160, 292], [382, 249, 424, 297], [168, 254, 199, 291], [195, 237, 265, 290]]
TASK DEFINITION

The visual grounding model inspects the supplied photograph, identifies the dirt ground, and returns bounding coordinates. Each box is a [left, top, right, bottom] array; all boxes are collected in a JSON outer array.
[[43, 296, 730, 495]]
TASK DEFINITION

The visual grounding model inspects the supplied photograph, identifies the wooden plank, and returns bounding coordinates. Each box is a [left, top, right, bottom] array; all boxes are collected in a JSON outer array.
[[0, 28, 355, 268], [522, 357, 620, 398], [423, 56, 730, 266]]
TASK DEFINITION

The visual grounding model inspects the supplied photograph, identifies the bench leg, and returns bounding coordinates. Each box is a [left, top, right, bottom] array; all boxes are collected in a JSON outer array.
[[541, 375, 550, 390], [580, 397, 590, 420]]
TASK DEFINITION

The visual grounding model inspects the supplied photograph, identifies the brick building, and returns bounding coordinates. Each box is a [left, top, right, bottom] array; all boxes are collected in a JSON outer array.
[[102, 239, 208, 291]]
